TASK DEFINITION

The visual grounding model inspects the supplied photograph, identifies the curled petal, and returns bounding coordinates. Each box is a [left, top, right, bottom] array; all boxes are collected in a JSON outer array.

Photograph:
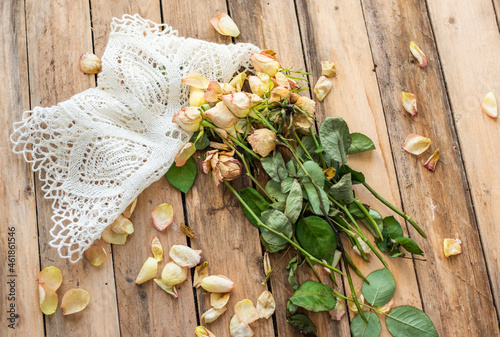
[[230, 315, 254, 337], [250, 52, 280, 77], [190, 87, 209, 107], [205, 102, 239, 128], [482, 92, 498, 119], [154, 279, 178, 299], [110, 215, 134, 235], [269, 86, 291, 103], [201, 275, 235, 293], [321, 61, 337, 77], [329, 298, 346, 321], [180, 223, 196, 238], [150, 236, 163, 262], [401, 92, 418, 116], [122, 198, 137, 219], [314, 76, 333, 102], [38, 266, 62, 291], [204, 81, 223, 103], [210, 142, 231, 151], [161, 261, 188, 286], [151, 203, 174, 231], [79, 52, 102, 74], [410, 41, 427, 68], [210, 13, 240, 37], [39, 283, 58, 315], [182, 73, 210, 90], [211, 292, 231, 309], [443, 238, 462, 257], [375, 297, 394, 314], [229, 73, 247, 91], [101, 226, 128, 245], [403, 134, 431, 155], [169, 245, 202, 268], [193, 261, 209, 288], [175, 142, 197, 167], [60, 288, 90, 315], [256, 291, 275, 319], [201, 307, 227, 324], [274, 72, 291, 89], [135, 257, 158, 284], [263, 252, 271, 276], [235, 299, 260, 324], [84, 245, 107, 267], [423, 149, 440, 172], [247, 128, 276, 157], [195, 326, 216, 337]]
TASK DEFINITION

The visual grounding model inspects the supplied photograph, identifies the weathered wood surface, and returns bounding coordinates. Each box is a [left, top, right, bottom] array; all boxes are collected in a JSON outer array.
[[2, 0, 500, 336]]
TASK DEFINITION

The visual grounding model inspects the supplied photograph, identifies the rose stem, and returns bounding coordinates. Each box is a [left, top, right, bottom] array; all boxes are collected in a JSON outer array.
[[353, 199, 383, 240]]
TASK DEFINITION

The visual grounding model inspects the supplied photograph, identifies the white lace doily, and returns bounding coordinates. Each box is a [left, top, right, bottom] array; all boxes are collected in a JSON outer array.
[[11, 14, 260, 262]]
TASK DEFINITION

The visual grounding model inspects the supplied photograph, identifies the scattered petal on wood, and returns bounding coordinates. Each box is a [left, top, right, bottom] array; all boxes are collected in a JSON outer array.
[[444, 238, 462, 257], [210, 13, 240, 37], [201, 275, 235, 293], [256, 290, 275, 319], [122, 198, 137, 218], [135, 257, 158, 284], [409, 41, 427, 67], [110, 215, 134, 235], [329, 298, 346, 321], [154, 279, 178, 299], [169, 245, 202, 268], [84, 244, 107, 266], [201, 307, 227, 324], [151, 203, 174, 231], [161, 261, 188, 286], [230, 315, 254, 337], [60, 288, 90, 315], [403, 133, 431, 155], [235, 299, 260, 325], [150, 236, 163, 262], [39, 283, 58, 315], [193, 261, 209, 288], [347, 285, 365, 312], [101, 226, 128, 245], [38, 266, 62, 291], [423, 149, 440, 172], [180, 223, 196, 238], [401, 92, 418, 116], [263, 252, 271, 276], [79, 52, 102, 74], [195, 326, 216, 337], [375, 297, 394, 314], [321, 61, 337, 77], [313, 76, 332, 102], [482, 92, 498, 119], [211, 292, 231, 309], [182, 72, 210, 90]]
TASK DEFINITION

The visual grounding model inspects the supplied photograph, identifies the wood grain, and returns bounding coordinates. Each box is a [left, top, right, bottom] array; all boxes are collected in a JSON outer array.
[[0, 1, 44, 335], [24, 0, 120, 335], [360, 0, 500, 335]]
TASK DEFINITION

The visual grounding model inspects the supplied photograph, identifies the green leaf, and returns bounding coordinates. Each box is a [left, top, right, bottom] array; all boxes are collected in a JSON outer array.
[[297, 136, 319, 160], [287, 300, 299, 315], [362, 268, 396, 306], [270, 201, 286, 212], [337, 165, 365, 184], [265, 180, 287, 202], [286, 256, 300, 290], [348, 203, 366, 220], [286, 159, 297, 176], [303, 182, 330, 216], [329, 173, 354, 204], [296, 216, 337, 261], [382, 216, 403, 239], [298, 161, 325, 188], [347, 133, 376, 155], [350, 312, 381, 337], [240, 187, 270, 227], [285, 179, 302, 224], [290, 280, 337, 312], [388, 244, 405, 258], [386, 306, 438, 337], [281, 177, 296, 193], [261, 152, 288, 182], [287, 314, 318, 337], [165, 157, 197, 193], [361, 209, 383, 238], [319, 117, 351, 165], [394, 237, 424, 255], [260, 209, 293, 246], [261, 236, 287, 253], [191, 131, 210, 150]]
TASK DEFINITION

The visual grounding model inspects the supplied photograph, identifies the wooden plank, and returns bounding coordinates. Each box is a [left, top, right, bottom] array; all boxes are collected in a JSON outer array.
[[0, 1, 44, 335], [360, 0, 500, 334], [424, 0, 500, 323], [24, 0, 121, 335], [160, 1, 275, 335], [88, 2, 199, 336], [228, 1, 351, 335]]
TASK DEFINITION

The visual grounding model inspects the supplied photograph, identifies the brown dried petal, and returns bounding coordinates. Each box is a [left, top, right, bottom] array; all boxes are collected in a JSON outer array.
[[423, 149, 440, 172], [38, 266, 62, 291], [122, 198, 137, 218], [84, 244, 107, 266], [263, 252, 271, 276], [180, 223, 196, 238], [79, 52, 102, 74], [193, 261, 209, 288], [60, 288, 90, 315]]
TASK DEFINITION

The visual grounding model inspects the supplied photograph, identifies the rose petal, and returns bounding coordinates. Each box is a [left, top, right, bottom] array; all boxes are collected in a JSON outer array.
[[403, 133, 431, 155], [154, 279, 178, 299], [423, 149, 440, 172], [374, 297, 394, 314], [201, 275, 234, 293], [321, 61, 337, 77], [122, 198, 137, 218], [190, 87, 209, 107], [151, 203, 174, 231], [182, 72, 210, 89], [323, 167, 336, 181], [180, 223, 196, 238], [175, 142, 197, 167], [229, 73, 247, 92], [230, 315, 254, 337], [79, 52, 102, 74], [110, 215, 134, 235], [263, 252, 271, 276], [84, 244, 107, 266], [39, 283, 58, 315], [169, 245, 202, 268], [353, 238, 372, 256], [210, 142, 232, 151], [211, 292, 231, 309], [314, 76, 332, 102], [204, 81, 223, 103], [274, 72, 291, 89], [161, 261, 188, 286], [150, 236, 163, 262], [410, 41, 427, 67], [482, 91, 498, 118], [329, 298, 346, 321], [347, 285, 365, 312], [401, 92, 418, 116], [444, 238, 462, 257], [193, 261, 209, 288], [256, 291, 275, 319], [195, 326, 216, 337], [210, 13, 240, 37], [201, 307, 227, 324], [135, 257, 158, 284], [235, 299, 260, 324], [60, 288, 90, 315], [101, 226, 128, 245], [38, 266, 62, 291]]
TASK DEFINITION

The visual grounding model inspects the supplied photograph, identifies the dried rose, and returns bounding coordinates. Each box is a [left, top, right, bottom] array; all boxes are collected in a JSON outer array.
[[229, 73, 247, 91], [79, 52, 102, 74], [154, 279, 178, 299], [247, 128, 276, 157], [410, 41, 427, 68], [256, 291, 275, 319], [211, 292, 231, 309], [210, 13, 240, 37], [122, 198, 137, 218], [269, 86, 291, 104], [38, 266, 62, 291], [401, 92, 418, 116], [85, 244, 107, 266], [182, 73, 210, 90], [174, 142, 196, 167], [314, 76, 332, 102], [321, 61, 337, 77], [200, 275, 235, 293], [202, 150, 242, 187], [221, 92, 263, 118], [248, 73, 271, 96], [250, 52, 280, 77], [403, 134, 431, 155], [135, 257, 158, 284], [39, 283, 58, 315], [423, 149, 440, 172], [235, 299, 260, 324], [195, 326, 216, 337], [161, 261, 188, 286], [193, 261, 209, 288], [229, 315, 254, 337], [293, 96, 316, 130], [205, 102, 239, 128], [482, 91, 498, 119], [201, 307, 227, 324], [173, 107, 203, 132], [190, 87, 208, 107], [169, 245, 202, 268], [443, 238, 462, 257], [151, 203, 174, 231], [150, 236, 163, 262], [60, 288, 90, 315]]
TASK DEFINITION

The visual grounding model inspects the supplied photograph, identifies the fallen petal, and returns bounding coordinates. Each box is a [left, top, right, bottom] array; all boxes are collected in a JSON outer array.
[[150, 236, 163, 262], [60, 288, 90, 315], [175, 142, 197, 167], [201, 275, 235, 293], [193, 261, 209, 288], [211, 292, 231, 309], [443, 238, 462, 257], [110, 215, 134, 235], [202, 307, 227, 324], [403, 133, 431, 155], [39, 283, 58, 315], [353, 238, 372, 256], [321, 61, 337, 77], [263, 252, 271, 276], [169, 245, 202, 268], [122, 198, 137, 218], [423, 149, 440, 172], [329, 298, 346, 321], [375, 297, 394, 314], [151, 203, 174, 231], [190, 87, 209, 107], [347, 285, 365, 312], [410, 41, 427, 67], [401, 92, 418, 116], [204, 81, 223, 103], [210, 13, 240, 37], [154, 279, 178, 299], [196, 326, 216, 337], [38, 266, 62, 291], [161, 261, 188, 286], [314, 76, 333, 102], [256, 291, 275, 319], [182, 73, 210, 90], [79, 52, 102, 74], [180, 223, 196, 238], [235, 299, 260, 324], [84, 244, 107, 266], [230, 315, 254, 337], [482, 91, 498, 119], [135, 257, 158, 284], [101, 226, 128, 245]]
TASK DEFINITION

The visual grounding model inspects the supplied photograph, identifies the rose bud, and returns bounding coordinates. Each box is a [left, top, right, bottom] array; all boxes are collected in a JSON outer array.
[[189, 87, 208, 107], [210, 12, 240, 37], [173, 107, 202, 132], [248, 73, 271, 96], [248, 128, 276, 157], [221, 92, 263, 118], [201, 275, 235, 293], [79, 52, 102, 74], [293, 96, 316, 130], [251, 52, 280, 77], [205, 102, 239, 128]]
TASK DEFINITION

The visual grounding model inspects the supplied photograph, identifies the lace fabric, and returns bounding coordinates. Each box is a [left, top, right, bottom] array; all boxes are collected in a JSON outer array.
[[11, 14, 260, 262]]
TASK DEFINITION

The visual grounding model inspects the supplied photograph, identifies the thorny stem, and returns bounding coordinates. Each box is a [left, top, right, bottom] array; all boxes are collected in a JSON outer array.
[[354, 199, 383, 240]]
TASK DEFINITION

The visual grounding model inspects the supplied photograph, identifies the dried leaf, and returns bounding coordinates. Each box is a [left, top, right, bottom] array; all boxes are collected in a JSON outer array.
[[211, 292, 231, 309], [169, 245, 202, 268], [256, 290, 275, 319], [110, 215, 134, 235], [443, 238, 462, 257], [423, 149, 440, 172], [154, 279, 178, 299], [150, 236, 163, 262], [210, 13, 240, 37], [38, 266, 62, 291], [230, 315, 254, 337], [323, 167, 336, 181], [482, 91, 498, 118], [84, 245, 107, 266], [135, 257, 158, 284], [182, 73, 210, 90], [195, 326, 216, 337], [321, 61, 337, 77], [401, 92, 418, 116], [101, 226, 128, 245], [151, 203, 174, 231], [201, 275, 235, 293], [235, 299, 260, 324], [122, 198, 137, 218], [193, 261, 209, 288], [410, 41, 427, 67], [60, 288, 90, 315], [39, 283, 58, 315], [161, 261, 188, 286], [201, 307, 227, 324], [314, 76, 333, 102], [403, 134, 431, 155]]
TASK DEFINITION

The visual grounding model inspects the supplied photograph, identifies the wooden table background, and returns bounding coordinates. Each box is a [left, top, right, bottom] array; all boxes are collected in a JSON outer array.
[[2, 0, 500, 336]]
